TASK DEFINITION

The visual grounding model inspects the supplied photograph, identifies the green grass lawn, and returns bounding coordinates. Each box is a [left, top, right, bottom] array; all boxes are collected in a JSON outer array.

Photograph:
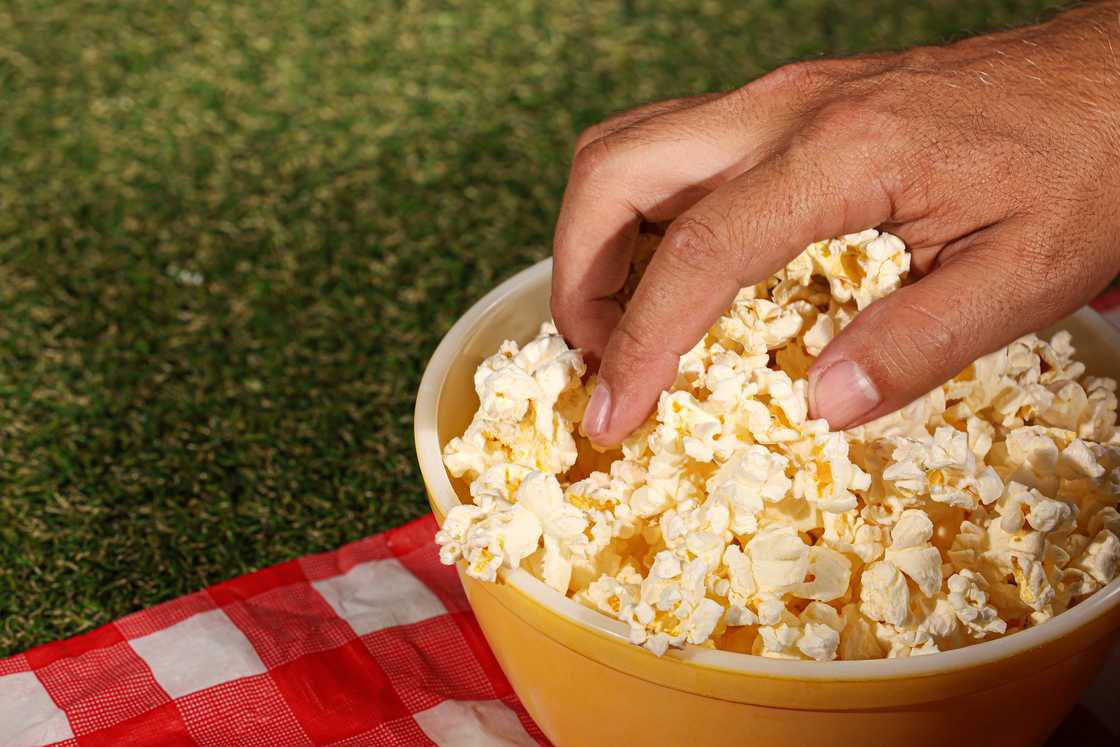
[[0, 0, 1056, 655]]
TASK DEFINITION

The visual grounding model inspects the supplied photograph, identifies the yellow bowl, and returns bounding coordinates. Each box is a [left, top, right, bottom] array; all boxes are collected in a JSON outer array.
[[414, 258, 1120, 747]]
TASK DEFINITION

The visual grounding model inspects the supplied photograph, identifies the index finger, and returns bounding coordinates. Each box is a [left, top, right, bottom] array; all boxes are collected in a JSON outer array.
[[583, 142, 896, 445], [550, 91, 788, 361]]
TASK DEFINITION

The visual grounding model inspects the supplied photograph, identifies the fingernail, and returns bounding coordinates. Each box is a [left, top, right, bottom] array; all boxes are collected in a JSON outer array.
[[583, 383, 612, 439], [809, 360, 880, 429]]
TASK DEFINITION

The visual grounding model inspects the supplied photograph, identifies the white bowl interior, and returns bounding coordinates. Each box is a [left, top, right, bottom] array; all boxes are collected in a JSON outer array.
[[415, 258, 1120, 680]]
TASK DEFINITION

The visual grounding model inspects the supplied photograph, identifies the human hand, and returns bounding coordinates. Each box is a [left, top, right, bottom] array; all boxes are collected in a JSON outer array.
[[551, 3, 1120, 446]]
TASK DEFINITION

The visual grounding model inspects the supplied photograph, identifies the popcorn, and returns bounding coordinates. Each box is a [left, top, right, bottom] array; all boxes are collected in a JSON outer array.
[[997, 482, 1074, 534], [839, 604, 884, 660], [791, 430, 871, 513], [444, 322, 585, 480], [517, 471, 589, 593], [794, 625, 845, 659], [653, 390, 723, 462], [860, 560, 911, 627], [804, 231, 911, 310], [1059, 438, 1106, 480], [875, 624, 941, 658], [793, 546, 852, 601], [884, 509, 943, 597], [707, 446, 792, 534], [756, 602, 845, 661], [821, 509, 885, 563], [437, 230, 1120, 660], [722, 544, 756, 605], [946, 570, 1007, 639], [756, 622, 803, 659], [1075, 529, 1120, 584], [914, 596, 964, 650], [437, 495, 541, 583], [880, 427, 1003, 510], [748, 527, 810, 594], [716, 294, 805, 355], [1009, 554, 1055, 612]]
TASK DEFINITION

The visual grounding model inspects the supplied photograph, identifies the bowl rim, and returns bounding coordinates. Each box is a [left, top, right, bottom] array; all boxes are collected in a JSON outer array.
[[414, 257, 1120, 681]]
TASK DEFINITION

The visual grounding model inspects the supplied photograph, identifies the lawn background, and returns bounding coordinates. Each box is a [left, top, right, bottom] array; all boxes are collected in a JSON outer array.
[[0, 0, 1058, 655]]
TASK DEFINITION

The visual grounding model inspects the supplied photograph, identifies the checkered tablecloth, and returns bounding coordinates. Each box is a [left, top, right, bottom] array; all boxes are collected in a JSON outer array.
[[0, 515, 547, 747], [1092, 287, 1120, 327], [3, 292, 1120, 747]]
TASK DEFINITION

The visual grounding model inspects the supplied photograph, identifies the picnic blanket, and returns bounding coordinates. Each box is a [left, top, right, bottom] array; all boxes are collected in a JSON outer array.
[[0, 515, 547, 746], [4, 293, 1120, 747]]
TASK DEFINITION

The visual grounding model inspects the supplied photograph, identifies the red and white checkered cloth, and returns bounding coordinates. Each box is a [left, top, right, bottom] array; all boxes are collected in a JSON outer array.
[[3, 292, 1120, 747], [0, 515, 548, 747], [1093, 287, 1120, 327]]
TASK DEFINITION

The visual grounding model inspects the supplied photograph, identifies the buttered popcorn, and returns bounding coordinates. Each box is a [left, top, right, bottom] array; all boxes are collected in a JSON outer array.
[[437, 229, 1120, 660]]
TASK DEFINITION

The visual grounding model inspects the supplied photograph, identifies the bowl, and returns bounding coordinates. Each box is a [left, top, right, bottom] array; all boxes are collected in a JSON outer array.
[[414, 258, 1120, 747]]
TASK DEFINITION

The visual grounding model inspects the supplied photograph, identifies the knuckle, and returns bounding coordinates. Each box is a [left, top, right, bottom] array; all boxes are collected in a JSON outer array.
[[1014, 242, 1056, 282], [602, 317, 671, 381], [898, 44, 943, 69], [662, 215, 728, 277], [752, 57, 872, 103], [761, 59, 837, 98], [573, 124, 606, 155], [569, 135, 616, 184], [863, 295, 958, 383], [813, 95, 899, 142], [612, 318, 658, 362], [1005, 239, 1073, 323], [889, 297, 956, 354], [795, 94, 909, 179], [720, 83, 757, 120]]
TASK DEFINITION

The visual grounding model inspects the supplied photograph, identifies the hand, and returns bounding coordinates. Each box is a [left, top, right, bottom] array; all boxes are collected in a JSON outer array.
[[551, 3, 1120, 446]]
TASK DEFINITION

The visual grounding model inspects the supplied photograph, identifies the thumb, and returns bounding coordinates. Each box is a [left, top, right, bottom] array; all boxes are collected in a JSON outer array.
[[807, 227, 1087, 430]]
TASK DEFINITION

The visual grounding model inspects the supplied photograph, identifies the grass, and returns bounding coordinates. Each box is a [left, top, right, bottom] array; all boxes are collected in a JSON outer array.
[[0, 0, 1059, 655]]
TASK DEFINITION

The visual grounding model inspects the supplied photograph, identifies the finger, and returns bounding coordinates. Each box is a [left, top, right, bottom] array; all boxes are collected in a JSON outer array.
[[550, 57, 890, 361], [572, 93, 723, 155], [584, 140, 897, 445], [807, 221, 1100, 429], [551, 88, 796, 361]]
